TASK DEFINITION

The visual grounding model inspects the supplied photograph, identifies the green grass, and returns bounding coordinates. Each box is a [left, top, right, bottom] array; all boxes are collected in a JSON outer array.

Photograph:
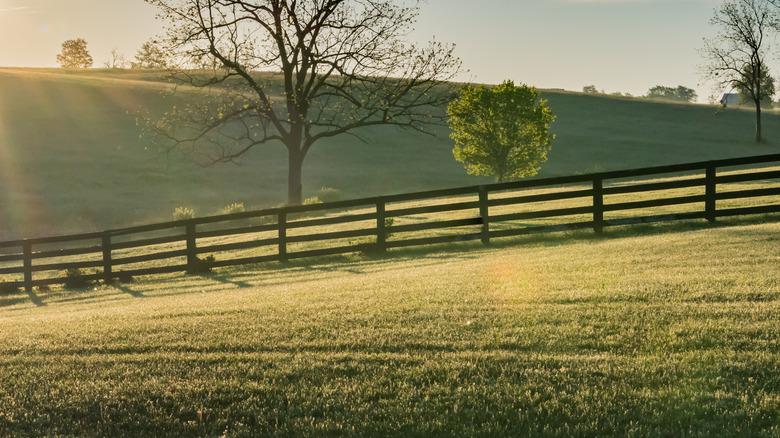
[[1, 218, 779, 436], [1, 68, 779, 241]]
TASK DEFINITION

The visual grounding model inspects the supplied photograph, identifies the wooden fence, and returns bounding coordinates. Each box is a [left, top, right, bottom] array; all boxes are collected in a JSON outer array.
[[1, 153, 780, 292]]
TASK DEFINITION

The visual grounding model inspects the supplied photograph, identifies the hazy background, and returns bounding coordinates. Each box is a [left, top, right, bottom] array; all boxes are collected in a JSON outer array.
[[0, 0, 720, 100]]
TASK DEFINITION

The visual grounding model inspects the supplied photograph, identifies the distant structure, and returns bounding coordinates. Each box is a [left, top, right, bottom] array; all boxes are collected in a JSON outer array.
[[720, 93, 740, 107]]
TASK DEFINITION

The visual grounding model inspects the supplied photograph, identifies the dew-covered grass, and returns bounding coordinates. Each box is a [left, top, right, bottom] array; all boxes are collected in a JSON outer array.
[[1, 218, 779, 436]]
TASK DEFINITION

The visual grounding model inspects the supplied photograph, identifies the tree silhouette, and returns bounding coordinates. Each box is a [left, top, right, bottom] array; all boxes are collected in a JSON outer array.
[[56, 38, 93, 69], [701, 0, 775, 142], [142, 0, 460, 205]]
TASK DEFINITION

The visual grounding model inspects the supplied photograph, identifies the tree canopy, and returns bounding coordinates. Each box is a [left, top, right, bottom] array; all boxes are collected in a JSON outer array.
[[142, 0, 460, 205], [646, 85, 697, 103], [447, 81, 555, 183], [56, 38, 93, 69]]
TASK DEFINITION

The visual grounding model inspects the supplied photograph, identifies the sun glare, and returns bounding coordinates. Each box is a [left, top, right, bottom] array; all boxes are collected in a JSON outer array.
[[482, 255, 544, 304]]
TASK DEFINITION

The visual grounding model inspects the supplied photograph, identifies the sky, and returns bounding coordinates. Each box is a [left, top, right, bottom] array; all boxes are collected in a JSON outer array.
[[0, 0, 722, 101]]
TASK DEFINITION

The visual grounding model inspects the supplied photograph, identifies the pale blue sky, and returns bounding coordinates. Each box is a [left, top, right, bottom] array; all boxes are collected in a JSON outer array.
[[0, 0, 721, 100]]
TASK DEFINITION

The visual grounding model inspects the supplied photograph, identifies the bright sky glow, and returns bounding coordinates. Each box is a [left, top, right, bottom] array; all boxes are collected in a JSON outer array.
[[0, 0, 721, 100]]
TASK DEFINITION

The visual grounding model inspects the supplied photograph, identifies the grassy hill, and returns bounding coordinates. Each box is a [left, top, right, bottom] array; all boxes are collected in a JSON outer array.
[[1, 68, 778, 240], [1, 219, 778, 436]]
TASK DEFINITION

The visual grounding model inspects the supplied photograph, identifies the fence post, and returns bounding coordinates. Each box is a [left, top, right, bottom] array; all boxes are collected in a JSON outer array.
[[278, 209, 288, 263], [705, 165, 717, 223], [22, 240, 32, 293], [593, 177, 604, 235], [376, 201, 387, 253], [479, 186, 490, 245], [185, 221, 197, 271], [102, 232, 113, 284]]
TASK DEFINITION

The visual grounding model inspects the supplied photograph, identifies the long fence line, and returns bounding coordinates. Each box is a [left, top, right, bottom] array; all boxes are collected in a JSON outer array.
[[2, 153, 780, 292]]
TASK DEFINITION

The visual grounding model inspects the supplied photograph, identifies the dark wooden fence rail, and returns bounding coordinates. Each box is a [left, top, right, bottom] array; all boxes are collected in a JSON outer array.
[[1, 153, 779, 292]]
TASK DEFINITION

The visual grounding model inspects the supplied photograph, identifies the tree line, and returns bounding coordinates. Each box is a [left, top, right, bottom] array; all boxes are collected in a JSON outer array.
[[581, 84, 699, 103], [56, 38, 169, 70]]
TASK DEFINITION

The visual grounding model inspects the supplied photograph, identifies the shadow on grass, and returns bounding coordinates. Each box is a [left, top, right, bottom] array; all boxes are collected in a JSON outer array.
[[113, 283, 145, 298], [26, 289, 46, 307], [7, 214, 778, 308], [196, 272, 252, 289], [0, 288, 47, 308], [146, 213, 780, 299]]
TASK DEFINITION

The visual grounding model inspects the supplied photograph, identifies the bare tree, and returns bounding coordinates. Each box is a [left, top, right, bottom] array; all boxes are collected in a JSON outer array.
[[701, 0, 777, 142], [142, 0, 461, 204], [132, 39, 169, 69], [104, 48, 128, 69]]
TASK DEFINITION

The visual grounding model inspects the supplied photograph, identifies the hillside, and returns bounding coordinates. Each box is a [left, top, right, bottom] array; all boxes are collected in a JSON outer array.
[[0, 68, 778, 240]]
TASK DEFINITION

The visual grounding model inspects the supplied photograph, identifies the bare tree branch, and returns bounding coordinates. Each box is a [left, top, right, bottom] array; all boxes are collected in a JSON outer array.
[[141, 0, 461, 204], [699, 0, 777, 142]]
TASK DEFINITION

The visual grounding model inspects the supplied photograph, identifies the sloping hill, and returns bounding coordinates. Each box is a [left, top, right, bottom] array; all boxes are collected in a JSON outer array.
[[0, 68, 777, 239]]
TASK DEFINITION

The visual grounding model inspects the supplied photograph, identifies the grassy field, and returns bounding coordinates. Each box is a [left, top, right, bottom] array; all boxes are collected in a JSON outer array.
[[1, 68, 779, 240], [2, 68, 779, 436], [1, 216, 779, 436]]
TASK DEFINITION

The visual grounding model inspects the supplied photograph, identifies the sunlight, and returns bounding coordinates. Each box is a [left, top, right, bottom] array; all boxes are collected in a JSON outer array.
[[481, 255, 545, 304], [0, 83, 29, 241], [0, 71, 64, 240]]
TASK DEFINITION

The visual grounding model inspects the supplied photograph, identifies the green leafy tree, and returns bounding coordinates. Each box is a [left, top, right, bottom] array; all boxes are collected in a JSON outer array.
[[448, 81, 555, 183], [582, 85, 598, 93], [142, 0, 460, 205], [646, 85, 698, 102], [56, 38, 93, 69]]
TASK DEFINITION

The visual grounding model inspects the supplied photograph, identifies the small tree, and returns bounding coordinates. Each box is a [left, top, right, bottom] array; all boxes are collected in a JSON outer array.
[[56, 38, 93, 69], [582, 85, 598, 94], [132, 39, 168, 69], [448, 81, 555, 183], [104, 48, 128, 69]]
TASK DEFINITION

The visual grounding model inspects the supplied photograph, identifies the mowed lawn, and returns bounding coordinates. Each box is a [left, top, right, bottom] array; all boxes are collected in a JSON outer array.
[[1, 219, 779, 437]]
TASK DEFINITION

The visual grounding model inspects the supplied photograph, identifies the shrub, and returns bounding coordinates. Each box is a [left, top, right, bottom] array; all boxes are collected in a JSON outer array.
[[187, 254, 216, 275], [221, 203, 245, 215], [316, 187, 342, 203], [115, 271, 135, 284], [173, 206, 195, 221], [382, 217, 395, 240], [64, 268, 94, 289], [0, 279, 20, 295], [303, 196, 322, 205]]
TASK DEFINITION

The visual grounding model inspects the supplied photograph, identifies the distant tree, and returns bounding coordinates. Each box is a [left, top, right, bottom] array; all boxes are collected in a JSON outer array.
[[132, 39, 168, 69], [646, 85, 698, 102], [56, 38, 93, 69], [736, 63, 776, 107], [582, 85, 598, 93], [447, 81, 555, 183], [700, 0, 775, 142], [104, 48, 128, 69]]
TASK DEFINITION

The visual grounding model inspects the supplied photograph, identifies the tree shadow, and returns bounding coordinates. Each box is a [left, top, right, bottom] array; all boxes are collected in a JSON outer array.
[[26, 289, 46, 307], [112, 283, 145, 298], [198, 273, 252, 289]]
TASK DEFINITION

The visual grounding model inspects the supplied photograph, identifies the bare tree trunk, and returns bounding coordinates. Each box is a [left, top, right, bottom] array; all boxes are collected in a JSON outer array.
[[755, 100, 763, 142], [287, 148, 303, 205]]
